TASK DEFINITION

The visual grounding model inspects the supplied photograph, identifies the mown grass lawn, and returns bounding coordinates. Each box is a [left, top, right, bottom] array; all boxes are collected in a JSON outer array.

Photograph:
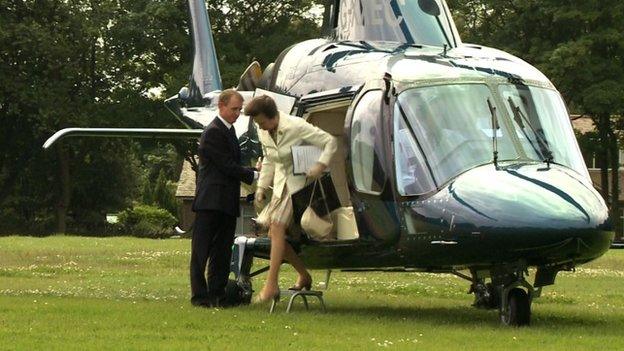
[[0, 235, 622, 350]]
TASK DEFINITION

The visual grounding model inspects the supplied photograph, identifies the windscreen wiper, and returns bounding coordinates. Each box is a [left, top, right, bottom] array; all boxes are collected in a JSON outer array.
[[335, 41, 390, 53], [487, 98, 499, 169], [507, 97, 553, 166]]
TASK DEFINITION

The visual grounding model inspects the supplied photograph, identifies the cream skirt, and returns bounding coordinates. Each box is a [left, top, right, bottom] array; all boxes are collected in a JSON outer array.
[[256, 185, 293, 228]]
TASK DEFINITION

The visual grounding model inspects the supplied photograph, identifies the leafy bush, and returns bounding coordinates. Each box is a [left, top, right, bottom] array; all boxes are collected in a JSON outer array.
[[117, 204, 177, 239], [0, 207, 54, 236], [152, 169, 179, 216]]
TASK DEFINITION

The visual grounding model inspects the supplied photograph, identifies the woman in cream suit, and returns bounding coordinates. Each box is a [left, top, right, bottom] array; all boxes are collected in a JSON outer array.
[[245, 95, 337, 303]]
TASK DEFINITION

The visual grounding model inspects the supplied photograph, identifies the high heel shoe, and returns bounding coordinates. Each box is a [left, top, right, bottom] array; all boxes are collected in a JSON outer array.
[[254, 289, 280, 303], [288, 279, 312, 291]]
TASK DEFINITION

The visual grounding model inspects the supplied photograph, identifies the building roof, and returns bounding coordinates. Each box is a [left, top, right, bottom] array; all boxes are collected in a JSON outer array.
[[175, 160, 196, 198], [571, 115, 595, 134], [175, 159, 255, 199]]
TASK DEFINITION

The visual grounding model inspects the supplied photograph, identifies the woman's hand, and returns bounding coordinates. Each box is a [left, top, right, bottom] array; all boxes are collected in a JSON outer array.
[[255, 157, 263, 172], [306, 162, 327, 179], [254, 188, 266, 208]]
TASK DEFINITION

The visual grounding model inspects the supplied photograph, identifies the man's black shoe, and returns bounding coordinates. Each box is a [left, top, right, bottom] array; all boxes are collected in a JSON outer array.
[[191, 298, 213, 308], [191, 302, 210, 308], [192, 296, 238, 308], [216, 297, 236, 309]]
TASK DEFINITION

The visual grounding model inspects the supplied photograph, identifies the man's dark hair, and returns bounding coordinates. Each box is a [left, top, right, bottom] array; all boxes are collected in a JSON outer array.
[[244, 95, 278, 119]]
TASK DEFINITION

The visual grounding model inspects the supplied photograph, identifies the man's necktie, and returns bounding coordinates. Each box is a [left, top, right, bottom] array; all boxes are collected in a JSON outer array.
[[229, 127, 240, 159], [228, 126, 237, 144]]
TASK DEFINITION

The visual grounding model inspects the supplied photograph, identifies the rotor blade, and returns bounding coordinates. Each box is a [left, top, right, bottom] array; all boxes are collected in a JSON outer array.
[[188, 0, 222, 103], [43, 128, 203, 149]]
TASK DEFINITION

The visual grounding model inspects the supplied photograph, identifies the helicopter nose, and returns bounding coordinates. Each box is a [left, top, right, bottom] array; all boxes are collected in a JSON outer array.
[[449, 164, 607, 227], [445, 164, 612, 259]]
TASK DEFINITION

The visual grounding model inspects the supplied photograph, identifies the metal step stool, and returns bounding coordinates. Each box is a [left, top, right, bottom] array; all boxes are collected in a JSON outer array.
[[269, 289, 326, 313]]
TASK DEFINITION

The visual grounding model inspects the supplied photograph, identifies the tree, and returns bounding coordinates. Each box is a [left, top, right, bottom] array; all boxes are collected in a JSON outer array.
[[152, 169, 178, 216], [0, 0, 323, 234], [0, 0, 191, 233], [207, 0, 322, 87]]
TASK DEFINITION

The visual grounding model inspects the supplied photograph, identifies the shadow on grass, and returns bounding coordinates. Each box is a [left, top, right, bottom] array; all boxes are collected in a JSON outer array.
[[325, 304, 616, 330], [328, 304, 494, 326]]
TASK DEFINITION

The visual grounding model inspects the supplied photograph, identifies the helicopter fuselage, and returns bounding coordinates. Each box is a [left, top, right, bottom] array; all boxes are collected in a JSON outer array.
[[245, 38, 613, 274]]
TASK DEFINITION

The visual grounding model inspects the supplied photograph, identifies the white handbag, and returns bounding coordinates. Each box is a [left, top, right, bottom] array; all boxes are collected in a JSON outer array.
[[300, 179, 334, 241]]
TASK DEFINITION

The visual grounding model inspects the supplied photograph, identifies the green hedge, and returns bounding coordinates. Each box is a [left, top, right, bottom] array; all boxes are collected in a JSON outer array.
[[117, 204, 177, 239]]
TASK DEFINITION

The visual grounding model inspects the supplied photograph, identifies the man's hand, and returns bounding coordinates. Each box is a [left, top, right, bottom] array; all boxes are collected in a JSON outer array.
[[306, 162, 327, 179]]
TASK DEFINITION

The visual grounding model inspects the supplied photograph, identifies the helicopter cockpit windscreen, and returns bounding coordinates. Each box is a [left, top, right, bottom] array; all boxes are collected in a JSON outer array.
[[395, 84, 516, 194], [394, 84, 589, 196], [498, 84, 589, 178], [336, 0, 457, 47]]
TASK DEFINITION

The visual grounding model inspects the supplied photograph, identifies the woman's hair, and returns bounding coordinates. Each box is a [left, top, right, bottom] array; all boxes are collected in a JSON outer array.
[[244, 95, 278, 119]]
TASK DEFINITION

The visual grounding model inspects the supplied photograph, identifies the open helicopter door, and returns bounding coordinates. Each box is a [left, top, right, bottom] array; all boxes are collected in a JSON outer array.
[[296, 86, 362, 241], [345, 80, 401, 243]]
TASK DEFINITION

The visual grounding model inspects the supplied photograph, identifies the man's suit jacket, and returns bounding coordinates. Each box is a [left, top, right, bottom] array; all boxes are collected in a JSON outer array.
[[257, 112, 337, 200], [193, 117, 255, 217]]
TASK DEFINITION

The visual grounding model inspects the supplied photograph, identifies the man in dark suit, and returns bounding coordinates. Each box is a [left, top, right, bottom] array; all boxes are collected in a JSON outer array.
[[190, 89, 257, 308]]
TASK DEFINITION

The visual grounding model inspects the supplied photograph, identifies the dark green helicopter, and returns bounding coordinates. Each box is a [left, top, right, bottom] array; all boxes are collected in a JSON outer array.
[[45, 0, 614, 326]]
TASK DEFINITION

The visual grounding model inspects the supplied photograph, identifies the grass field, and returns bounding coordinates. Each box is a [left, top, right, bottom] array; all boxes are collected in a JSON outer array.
[[0, 236, 622, 350]]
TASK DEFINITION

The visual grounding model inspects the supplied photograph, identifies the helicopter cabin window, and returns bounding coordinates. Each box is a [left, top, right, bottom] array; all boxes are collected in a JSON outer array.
[[394, 112, 436, 196], [351, 90, 387, 194]]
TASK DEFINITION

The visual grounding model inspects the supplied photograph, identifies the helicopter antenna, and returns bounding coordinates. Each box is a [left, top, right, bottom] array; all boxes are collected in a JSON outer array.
[[383, 73, 393, 104], [487, 98, 499, 169], [321, 0, 339, 37]]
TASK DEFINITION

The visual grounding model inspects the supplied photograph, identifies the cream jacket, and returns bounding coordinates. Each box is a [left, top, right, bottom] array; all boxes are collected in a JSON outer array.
[[258, 112, 337, 200]]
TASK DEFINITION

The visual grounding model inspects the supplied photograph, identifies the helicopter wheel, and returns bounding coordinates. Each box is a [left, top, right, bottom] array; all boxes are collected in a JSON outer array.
[[500, 288, 531, 326], [223, 279, 252, 306]]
